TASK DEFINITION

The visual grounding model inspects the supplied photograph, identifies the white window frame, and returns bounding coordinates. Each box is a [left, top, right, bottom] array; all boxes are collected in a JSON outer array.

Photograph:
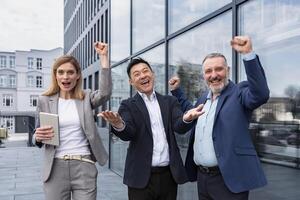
[[0, 116, 14, 131], [9, 56, 15, 68], [27, 76, 34, 87], [36, 58, 42, 70], [8, 75, 16, 88], [28, 57, 34, 69], [30, 95, 38, 107], [0, 56, 6, 68], [2, 94, 13, 107], [0, 75, 7, 87], [36, 76, 43, 88]]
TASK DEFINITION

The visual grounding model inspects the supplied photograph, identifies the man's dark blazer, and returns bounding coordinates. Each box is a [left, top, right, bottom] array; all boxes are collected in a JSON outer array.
[[171, 56, 269, 193], [112, 92, 195, 189]]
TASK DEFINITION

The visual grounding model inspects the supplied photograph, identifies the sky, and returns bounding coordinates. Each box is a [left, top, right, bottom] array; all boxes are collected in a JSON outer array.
[[0, 0, 63, 52]]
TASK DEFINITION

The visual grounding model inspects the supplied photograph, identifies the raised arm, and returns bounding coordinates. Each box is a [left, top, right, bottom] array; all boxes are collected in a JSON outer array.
[[231, 36, 269, 109], [90, 42, 112, 108], [169, 76, 194, 112]]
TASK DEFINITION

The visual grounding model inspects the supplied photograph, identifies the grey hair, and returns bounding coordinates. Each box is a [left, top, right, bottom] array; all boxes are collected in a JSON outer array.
[[202, 53, 228, 66]]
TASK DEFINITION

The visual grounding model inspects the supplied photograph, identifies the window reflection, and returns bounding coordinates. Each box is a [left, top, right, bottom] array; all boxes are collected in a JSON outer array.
[[169, 12, 232, 103], [168, 0, 231, 33], [133, 45, 165, 95], [132, 0, 165, 52], [110, 62, 130, 175], [111, 0, 130, 63], [239, 0, 300, 167]]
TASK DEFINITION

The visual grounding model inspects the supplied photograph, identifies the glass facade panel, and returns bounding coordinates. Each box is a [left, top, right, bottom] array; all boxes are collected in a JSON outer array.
[[168, 12, 232, 199], [110, 62, 130, 175], [239, 0, 300, 167], [169, 12, 232, 102], [111, 0, 130, 64], [132, 0, 165, 53], [169, 0, 231, 33]]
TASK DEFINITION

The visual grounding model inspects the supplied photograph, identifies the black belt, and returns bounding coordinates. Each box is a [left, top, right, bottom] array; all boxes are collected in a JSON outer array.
[[198, 165, 220, 174], [151, 166, 170, 173]]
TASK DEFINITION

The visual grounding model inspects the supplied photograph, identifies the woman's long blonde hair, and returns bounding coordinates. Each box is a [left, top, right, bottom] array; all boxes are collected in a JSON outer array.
[[42, 55, 85, 100]]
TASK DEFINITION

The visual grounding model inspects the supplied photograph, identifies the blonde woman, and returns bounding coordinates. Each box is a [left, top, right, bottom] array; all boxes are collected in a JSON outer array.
[[33, 42, 112, 200]]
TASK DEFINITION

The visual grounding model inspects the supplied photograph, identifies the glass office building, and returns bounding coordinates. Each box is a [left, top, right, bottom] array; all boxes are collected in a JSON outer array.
[[65, 0, 300, 199]]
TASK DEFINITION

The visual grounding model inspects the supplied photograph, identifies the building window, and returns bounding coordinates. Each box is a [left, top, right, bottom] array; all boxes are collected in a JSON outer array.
[[0, 74, 16, 88], [94, 71, 99, 90], [84, 77, 87, 89], [8, 75, 16, 88], [0, 56, 6, 68], [0, 116, 14, 131], [36, 58, 43, 70], [0, 75, 7, 87], [36, 76, 43, 88], [27, 76, 34, 87], [88, 74, 92, 89], [28, 57, 34, 69], [30, 95, 38, 107], [2, 94, 13, 107], [132, 0, 165, 52], [9, 56, 15, 68]]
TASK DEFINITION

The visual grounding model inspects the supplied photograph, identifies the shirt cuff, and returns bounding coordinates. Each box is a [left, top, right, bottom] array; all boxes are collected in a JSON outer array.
[[183, 118, 193, 124], [242, 51, 256, 61], [182, 111, 193, 124], [112, 120, 126, 132]]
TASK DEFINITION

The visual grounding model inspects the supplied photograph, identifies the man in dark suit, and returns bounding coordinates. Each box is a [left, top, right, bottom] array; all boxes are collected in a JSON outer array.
[[169, 36, 269, 200], [99, 58, 204, 200]]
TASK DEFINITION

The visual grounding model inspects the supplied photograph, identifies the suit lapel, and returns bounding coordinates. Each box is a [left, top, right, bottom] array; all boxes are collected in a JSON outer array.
[[49, 93, 59, 114], [133, 94, 152, 134], [75, 99, 85, 131], [214, 81, 234, 121], [48, 94, 85, 130], [196, 91, 209, 106]]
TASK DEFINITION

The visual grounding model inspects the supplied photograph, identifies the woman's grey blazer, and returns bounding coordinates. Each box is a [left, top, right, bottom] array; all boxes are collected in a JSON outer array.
[[34, 68, 112, 182]]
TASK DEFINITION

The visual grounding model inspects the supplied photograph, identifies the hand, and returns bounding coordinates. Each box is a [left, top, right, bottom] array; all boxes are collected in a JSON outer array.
[[183, 104, 205, 122], [94, 42, 109, 68], [34, 126, 54, 142], [169, 76, 180, 91], [94, 42, 108, 56], [98, 111, 124, 129], [230, 36, 252, 54]]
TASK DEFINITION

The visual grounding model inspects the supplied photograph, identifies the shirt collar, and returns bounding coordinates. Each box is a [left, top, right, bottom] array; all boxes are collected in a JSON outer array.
[[207, 90, 220, 101], [138, 90, 156, 101]]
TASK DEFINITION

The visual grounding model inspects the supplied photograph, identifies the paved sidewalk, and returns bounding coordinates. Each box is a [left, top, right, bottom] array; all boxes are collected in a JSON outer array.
[[1, 133, 300, 200], [0, 134, 127, 200]]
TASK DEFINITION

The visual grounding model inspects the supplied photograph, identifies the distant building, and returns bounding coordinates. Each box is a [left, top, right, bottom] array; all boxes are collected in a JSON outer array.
[[0, 48, 63, 133], [64, 0, 109, 126]]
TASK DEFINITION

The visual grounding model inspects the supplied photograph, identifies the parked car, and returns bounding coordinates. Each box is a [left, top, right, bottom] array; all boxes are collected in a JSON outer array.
[[259, 135, 287, 147], [286, 133, 300, 145]]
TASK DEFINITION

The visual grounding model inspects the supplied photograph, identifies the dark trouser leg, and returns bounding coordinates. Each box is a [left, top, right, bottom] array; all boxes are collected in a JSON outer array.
[[197, 168, 213, 200], [128, 167, 177, 200], [158, 168, 177, 200], [197, 168, 249, 200]]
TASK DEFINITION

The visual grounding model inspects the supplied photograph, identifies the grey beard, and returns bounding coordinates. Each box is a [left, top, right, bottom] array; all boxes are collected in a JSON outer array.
[[210, 79, 229, 95]]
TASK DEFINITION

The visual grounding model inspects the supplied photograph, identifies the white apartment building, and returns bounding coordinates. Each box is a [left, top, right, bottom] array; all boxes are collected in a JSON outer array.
[[0, 48, 63, 133]]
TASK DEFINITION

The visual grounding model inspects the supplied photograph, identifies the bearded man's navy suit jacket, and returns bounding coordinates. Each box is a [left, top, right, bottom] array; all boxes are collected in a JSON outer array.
[[171, 56, 269, 193]]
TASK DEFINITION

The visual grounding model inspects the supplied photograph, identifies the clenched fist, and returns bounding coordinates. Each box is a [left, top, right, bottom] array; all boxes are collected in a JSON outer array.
[[230, 36, 252, 54], [94, 42, 108, 56], [169, 76, 180, 91]]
